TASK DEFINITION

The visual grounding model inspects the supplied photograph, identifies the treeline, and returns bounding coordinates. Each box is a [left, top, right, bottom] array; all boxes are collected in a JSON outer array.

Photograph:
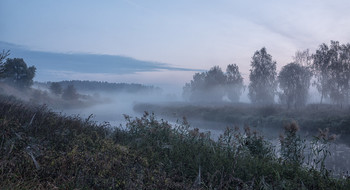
[[0, 49, 161, 98], [43, 80, 161, 94], [0, 50, 164, 108], [184, 41, 350, 108]]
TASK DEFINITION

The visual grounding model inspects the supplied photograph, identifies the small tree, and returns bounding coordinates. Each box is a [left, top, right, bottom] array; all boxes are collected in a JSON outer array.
[[1, 58, 36, 89], [49, 82, 63, 95], [62, 85, 79, 100], [278, 63, 312, 109], [248, 47, 277, 104], [225, 64, 244, 102]]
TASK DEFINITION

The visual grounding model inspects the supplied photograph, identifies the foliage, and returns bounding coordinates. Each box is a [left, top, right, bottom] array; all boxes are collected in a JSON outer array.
[[0, 58, 36, 89], [312, 41, 350, 105], [278, 63, 312, 109], [183, 64, 244, 102], [1, 96, 350, 189], [293, 49, 312, 67], [307, 128, 336, 175], [226, 64, 244, 102], [43, 80, 162, 94], [49, 82, 62, 95], [280, 122, 305, 166], [134, 102, 350, 135], [62, 84, 79, 100], [0, 49, 10, 65], [0, 96, 178, 189], [248, 47, 277, 104]]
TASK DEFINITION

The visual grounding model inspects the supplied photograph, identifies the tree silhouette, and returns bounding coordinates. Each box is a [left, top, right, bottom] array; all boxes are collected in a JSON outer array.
[[278, 63, 312, 109], [49, 82, 63, 95], [248, 47, 277, 104], [204, 66, 226, 101], [0, 50, 10, 65], [0, 50, 10, 78], [62, 85, 79, 100], [225, 64, 244, 102], [1, 58, 36, 89], [183, 65, 244, 102], [312, 41, 350, 105]]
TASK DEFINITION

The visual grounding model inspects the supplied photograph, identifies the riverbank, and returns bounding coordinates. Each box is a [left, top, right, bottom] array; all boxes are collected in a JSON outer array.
[[1, 96, 350, 189]]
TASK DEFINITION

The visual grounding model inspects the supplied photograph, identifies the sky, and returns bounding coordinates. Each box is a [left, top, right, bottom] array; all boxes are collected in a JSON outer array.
[[1, 0, 350, 94]]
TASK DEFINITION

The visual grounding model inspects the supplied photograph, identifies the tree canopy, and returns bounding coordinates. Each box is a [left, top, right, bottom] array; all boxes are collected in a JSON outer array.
[[183, 64, 244, 102], [1, 58, 36, 89], [278, 63, 312, 109], [62, 85, 79, 100], [312, 41, 350, 105], [248, 47, 277, 104], [49, 82, 63, 95], [226, 64, 244, 102]]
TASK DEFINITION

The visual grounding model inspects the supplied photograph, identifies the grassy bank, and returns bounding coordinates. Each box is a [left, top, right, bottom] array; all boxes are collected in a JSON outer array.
[[1, 96, 350, 189], [134, 102, 350, 135]]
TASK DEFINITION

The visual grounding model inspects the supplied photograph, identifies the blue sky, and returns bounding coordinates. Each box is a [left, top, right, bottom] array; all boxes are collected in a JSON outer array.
[[1, 0, 350, 92]]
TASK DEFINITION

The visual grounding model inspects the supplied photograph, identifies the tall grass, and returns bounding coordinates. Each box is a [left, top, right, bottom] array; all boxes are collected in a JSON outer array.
[[1, 95, 350, 189]]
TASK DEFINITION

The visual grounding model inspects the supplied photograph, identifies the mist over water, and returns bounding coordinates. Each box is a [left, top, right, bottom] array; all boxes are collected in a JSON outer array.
[[2, 78, 350, 177], [55, 90, 180, 127]]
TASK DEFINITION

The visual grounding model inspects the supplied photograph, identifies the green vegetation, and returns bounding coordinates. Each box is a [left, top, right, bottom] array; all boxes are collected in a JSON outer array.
[[134, 103, 350, 135], [1, 95, 350, 189], [249, 47, 277, 105], [41, 80, 162, 94], [183, 64, 244, 102], [0, 56, 36, 89]]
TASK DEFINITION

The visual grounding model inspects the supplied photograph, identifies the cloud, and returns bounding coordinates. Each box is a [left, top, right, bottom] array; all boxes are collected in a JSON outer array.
[[0, 41, 201, 76]]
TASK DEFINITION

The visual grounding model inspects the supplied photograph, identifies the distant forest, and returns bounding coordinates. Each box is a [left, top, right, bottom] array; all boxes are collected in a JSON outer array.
[[36, 80, 162, 93]]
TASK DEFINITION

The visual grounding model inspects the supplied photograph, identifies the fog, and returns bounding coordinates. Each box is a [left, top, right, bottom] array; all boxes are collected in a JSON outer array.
[[58, 91, 179, 127], [1, 78, 350, 177]]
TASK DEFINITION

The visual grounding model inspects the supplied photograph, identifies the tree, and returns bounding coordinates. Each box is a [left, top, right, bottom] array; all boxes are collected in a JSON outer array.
[[312, 43, 332, 104], [1, 58, 36, 89], [183, 72, 206, 101], [203, 66, 226, 100], [62, 85, 79, 100], [0, 50, 10, 77], [248, 47, 277, 104], [312, 41, 350, 105], [183, 66, 226, 102], [183, 65, 244, 102], [49, 82, 63, 95], [293, 49, 312, 67], [278, 63, 312, 109], [225, 64, 244, 102], [0, 50, 10, 64]]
